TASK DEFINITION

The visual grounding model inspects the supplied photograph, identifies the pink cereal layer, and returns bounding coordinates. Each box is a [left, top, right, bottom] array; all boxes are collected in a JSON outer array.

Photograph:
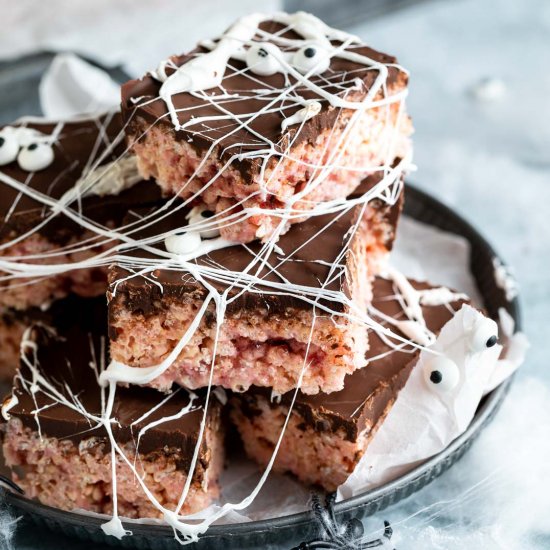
[[108, 207, 390, 395], [130, 102, 411, 243], [3, 418, 223, 519], [0, 232, 110, 310], [110, 306, 367, 395], [230, 396, 368, 492]]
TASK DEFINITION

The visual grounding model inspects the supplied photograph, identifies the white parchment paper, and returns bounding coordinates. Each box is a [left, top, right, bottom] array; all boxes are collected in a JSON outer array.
[[40, 53, 120, 119]]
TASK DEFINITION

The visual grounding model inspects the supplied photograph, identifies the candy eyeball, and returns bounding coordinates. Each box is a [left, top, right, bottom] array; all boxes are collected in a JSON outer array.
[[0, 129, 20, 166], [423, 356, 460, 393], [292, 44, 331, 75], [164, 231, 201, 255], [470, 317, 498, 353], [17, 142, 55, 172], [186, 206, 220, 239], [245, 42, 282, 76], [0, 126, 55, 171]]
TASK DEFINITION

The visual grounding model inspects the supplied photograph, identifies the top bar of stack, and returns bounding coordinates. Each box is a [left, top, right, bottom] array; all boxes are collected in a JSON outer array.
[[121, 12, 411, 243]]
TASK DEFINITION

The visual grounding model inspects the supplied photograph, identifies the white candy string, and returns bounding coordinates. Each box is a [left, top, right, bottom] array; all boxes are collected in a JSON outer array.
[[0, 11, 477, 544]]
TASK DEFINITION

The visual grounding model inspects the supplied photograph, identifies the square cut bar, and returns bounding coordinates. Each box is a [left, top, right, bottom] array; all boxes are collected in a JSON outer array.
[[229, 277, 469, 491], [108, 173, 403, 395], [2, 297, 224, 519], [121, 16, 411, 243], [0, 113, 161, 310]]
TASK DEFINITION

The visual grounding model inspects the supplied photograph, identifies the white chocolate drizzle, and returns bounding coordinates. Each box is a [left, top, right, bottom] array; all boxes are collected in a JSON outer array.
[[418, 287, 469, 306], [0, 11, 455, 544], [152, 10, 406, 135], [281, 100, 321, 131], [377, 266, 471, 347]]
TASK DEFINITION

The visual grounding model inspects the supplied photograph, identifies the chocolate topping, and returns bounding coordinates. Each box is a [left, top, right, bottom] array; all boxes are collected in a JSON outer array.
[[121, 21, 408, 179], [242, 277, 470, 441], [109, 171, 403, 319], [6, 296, 219, 469], [0, 114, 162, 244]]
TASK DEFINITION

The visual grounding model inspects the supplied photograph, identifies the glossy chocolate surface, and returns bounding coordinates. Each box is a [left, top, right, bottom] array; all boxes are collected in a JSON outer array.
[[110, 172, 403, 318]]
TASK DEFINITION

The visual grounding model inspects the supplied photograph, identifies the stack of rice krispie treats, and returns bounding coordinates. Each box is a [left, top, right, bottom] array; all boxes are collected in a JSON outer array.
[[1, 11, 468, 519], [106, 11, 412, 495]]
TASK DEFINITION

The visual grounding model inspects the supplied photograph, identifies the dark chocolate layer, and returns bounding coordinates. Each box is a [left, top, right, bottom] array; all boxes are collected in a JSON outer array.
[[121, 20, 408, 180], [240, 277, 469, 441], [109, 172, 403, 319], [0, 114, 162, 244], [6, 296, 218, 469]]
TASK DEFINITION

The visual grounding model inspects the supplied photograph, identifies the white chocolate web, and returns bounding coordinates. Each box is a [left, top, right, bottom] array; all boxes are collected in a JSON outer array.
[[0, 11, 506, 545]]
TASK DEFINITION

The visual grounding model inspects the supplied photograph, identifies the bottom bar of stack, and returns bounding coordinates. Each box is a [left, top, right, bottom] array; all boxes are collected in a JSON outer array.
[[229, 277, 469, 491], [2, 297, 224, 519]]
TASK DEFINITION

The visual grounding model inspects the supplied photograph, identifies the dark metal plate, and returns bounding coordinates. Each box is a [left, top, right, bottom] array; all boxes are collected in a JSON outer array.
[[0, 186, 518, 549]]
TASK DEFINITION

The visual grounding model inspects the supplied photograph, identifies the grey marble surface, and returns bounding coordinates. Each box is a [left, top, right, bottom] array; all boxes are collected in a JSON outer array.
[[3, 0, 549, 548]]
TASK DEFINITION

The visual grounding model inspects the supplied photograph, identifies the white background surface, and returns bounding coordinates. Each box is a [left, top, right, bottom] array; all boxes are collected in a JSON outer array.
[[1, 0, 549, 548]]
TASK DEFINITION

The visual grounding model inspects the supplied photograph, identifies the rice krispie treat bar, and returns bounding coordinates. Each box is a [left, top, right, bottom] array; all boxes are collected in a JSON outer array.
[[107, 173, 403, 395], [121, 12, 411, 243], [229, 277, 470, 491], [2, 297, 223, 519], [0, 113, 161, 310]]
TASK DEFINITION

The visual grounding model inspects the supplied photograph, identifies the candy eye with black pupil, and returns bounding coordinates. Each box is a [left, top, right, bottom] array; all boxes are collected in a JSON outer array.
[[17, 142, 54, 172], [292, 44, 331, 75], [423, 357, 460, 393], [0, 131, 20, 166], [470, 317, 499, 353], [164, 232, 201, 255], [487, 336, 497, 347], [245, 43, 282, 76]]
